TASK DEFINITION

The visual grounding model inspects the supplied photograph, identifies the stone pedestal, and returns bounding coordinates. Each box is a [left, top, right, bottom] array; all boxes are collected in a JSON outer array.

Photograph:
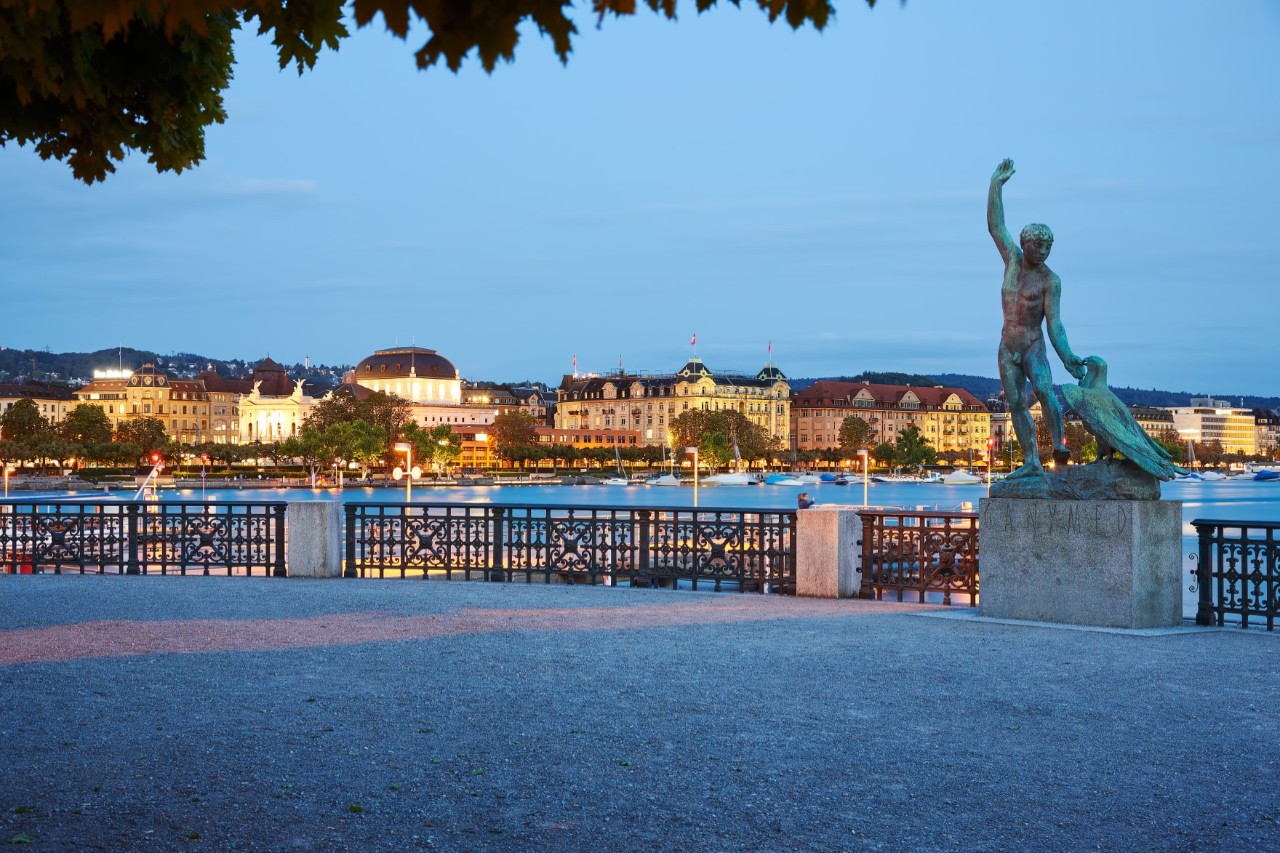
[[285, 501, 344, 578], [795, 506, 862, 598], [978, 498, 1182, 628]]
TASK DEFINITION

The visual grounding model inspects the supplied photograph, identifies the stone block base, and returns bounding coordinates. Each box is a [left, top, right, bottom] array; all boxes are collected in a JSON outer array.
[[978, 498, 1182, 628], [795, 506, 862, 598], [285, 501, 344, 578]]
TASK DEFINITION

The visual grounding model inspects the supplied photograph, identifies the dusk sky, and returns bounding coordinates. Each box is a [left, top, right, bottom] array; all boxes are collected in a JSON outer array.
[[2, 1, 1278, 396]]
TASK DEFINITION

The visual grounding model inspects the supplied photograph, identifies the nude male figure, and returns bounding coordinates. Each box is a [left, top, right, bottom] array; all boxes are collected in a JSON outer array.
[[988, 158, 1085, 480]]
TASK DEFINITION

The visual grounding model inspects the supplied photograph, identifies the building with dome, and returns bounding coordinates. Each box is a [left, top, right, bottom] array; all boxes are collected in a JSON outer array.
[[336, 345, 498, 431], [555, 356, 791, 447]]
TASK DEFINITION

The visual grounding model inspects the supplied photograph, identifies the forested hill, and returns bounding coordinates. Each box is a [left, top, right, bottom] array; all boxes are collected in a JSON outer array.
[[791, 372, 1280, 411], [0, 347, 344, 390]]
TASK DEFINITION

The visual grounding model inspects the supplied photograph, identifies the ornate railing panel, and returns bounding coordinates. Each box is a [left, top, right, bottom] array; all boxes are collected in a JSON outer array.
[[857, 509, 979, 606], [1191, 519, 1279, 630], [344, 503, 795, 592], [0, 500, 286, 577]]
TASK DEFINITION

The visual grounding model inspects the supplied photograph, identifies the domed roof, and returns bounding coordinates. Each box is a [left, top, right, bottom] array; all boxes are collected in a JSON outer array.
[[677, 358, 712, 378], [756, 363, 787, 383], [356, 346, 458, 381], [128, 363, 168, 387], [251, 357, 293, 396]]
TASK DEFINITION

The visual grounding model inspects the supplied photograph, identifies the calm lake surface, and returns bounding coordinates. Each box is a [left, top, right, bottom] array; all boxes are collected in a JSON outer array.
[[38, 476, 1280, 534]]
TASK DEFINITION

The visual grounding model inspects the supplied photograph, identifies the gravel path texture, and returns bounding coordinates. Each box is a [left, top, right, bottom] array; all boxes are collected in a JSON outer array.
[[1, 575, 1277, 852]]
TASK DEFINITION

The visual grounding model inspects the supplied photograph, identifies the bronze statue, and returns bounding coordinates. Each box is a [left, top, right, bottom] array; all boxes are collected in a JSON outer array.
[[1061, 356, 1188, 481], [988, 158, 1084, 480]]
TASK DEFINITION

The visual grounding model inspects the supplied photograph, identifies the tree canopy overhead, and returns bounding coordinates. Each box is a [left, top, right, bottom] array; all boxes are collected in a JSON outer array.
[[1, 0, 852, 183]]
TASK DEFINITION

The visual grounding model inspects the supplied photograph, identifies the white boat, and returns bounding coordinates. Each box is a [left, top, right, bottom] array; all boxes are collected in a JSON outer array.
[[601, 476, 630, 486], [648, 474, 682, 487], [941, 470, 982, 485], [1199, 471, 1226, 481], [701, 473, 754, 486]]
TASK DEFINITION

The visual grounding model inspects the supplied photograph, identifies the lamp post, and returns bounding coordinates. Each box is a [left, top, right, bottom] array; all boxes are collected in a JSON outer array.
[[3, 465, 13, 498], [685, 446, 699, 508], [857, 448, 869, 507], [394, 441, 415, 503], [986, 438, 994, 496]]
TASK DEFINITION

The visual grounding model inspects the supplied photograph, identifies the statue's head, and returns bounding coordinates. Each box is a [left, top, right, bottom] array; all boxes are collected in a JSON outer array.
[[1020, 223, 1053, 264]]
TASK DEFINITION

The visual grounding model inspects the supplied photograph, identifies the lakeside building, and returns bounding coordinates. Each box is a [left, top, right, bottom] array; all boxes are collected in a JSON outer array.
[[792, 381, 991, 463], [237, 358, 319, 443], [75, 363, 217, 444], [0, 382, 75, 425], [1166, 398, 1257, 455], [1252, 408, 1279, 457], [1128, 405, 1179, 441], [555, 358, 790, 447], [462, 381, 555, 424], [338, 346, 497, 431]]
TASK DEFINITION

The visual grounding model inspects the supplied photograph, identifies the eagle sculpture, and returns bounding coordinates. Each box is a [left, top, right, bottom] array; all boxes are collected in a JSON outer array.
[[1061, 356, 1189, 481]]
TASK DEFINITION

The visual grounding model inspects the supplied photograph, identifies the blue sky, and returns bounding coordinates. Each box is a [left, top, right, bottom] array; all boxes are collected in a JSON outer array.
[[2, 0, 1278, 396]]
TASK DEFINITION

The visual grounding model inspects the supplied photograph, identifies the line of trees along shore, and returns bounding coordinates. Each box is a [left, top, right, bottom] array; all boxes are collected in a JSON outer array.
[[0, 394, 1262, 480]]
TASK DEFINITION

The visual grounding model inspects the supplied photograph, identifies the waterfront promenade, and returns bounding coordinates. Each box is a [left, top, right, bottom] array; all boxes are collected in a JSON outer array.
[[1, 577, 1276, 851]]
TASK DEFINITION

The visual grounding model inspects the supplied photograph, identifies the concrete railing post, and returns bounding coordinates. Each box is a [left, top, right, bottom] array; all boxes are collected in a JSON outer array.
[[285, 501, 344, 579], [795, 506, 863, 598]]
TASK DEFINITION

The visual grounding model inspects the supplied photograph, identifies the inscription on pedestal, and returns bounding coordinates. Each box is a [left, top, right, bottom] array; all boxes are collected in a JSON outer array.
[[982, 500, 1132, 538], [979, 498, 1181, 629]]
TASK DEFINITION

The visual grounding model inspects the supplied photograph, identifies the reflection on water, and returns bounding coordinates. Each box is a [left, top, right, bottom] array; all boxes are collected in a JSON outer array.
[[28, 476, 1280, 519]]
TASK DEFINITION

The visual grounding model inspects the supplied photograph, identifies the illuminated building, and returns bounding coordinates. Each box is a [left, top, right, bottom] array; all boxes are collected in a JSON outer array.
[[336, 346, 497, 430], [0, 383, 75, 426], [791, 381, 991, 463], [555, 357, 790, 447], [1167, 398, 1257, 455], [237, 358, 318, 443]]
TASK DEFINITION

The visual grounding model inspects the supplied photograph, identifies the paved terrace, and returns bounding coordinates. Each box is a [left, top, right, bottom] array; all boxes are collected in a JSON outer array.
[[1, 576, 1276, 852]]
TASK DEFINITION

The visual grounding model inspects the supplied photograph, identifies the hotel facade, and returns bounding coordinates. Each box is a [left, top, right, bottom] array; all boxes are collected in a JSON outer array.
[[555, 358, 790, 448], [791, 380, 992, 462]]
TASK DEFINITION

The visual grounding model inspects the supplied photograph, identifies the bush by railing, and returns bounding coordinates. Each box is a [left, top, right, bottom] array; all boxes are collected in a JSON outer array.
[[1192, 518, 1279, 631], [857, 509, 979, 606], [1, 500, 286, 577], [344, 502, 795, 593]]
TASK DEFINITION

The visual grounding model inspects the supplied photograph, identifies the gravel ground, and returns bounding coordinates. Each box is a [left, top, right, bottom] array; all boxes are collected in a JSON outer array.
[[1, 575, 1277, 852]]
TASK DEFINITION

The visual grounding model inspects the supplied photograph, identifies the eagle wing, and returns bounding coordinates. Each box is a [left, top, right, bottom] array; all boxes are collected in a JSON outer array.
[[1063, 384, 1188, 481]]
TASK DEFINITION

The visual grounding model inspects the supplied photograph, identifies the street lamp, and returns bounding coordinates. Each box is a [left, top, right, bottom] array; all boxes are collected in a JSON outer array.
[[986, 438, 994, 496], [685, 446, 699, 508], [857, 448, 869, 507], [393, 441, 419, 503], [3, 464, 13, 498]]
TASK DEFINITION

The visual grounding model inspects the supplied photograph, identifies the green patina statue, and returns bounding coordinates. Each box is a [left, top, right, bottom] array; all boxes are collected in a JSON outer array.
[[987, 158, 1085, 481], [986, 161, 1186, 500], [1061, 356, 1188, 481]]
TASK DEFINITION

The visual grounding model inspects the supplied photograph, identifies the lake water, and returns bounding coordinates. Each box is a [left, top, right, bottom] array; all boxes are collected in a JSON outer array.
[[33, 475, 1280, 535]]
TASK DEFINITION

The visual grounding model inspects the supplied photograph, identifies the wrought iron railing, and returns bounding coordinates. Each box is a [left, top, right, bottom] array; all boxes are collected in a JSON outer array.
[[1191, 519, 1279, 630], [0, 500, 286, 577], [344, 503, 795, 592], [857, 509, 979, 606]]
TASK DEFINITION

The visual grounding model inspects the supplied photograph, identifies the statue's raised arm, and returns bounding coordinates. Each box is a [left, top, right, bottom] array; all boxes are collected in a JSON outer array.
[[988, 158, 1018, 263]]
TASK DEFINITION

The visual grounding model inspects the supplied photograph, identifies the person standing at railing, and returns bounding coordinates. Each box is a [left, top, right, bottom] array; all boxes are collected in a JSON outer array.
[[797, 492, 814, 510]]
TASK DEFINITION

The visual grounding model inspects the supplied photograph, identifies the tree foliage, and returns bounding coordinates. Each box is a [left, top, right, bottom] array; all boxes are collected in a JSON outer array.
[[837, 415, 874, 458], [61, 404, 114, 445], [667, 409, 772, 462], [0, 398, 51, 444], [1, 1, 846, 183], [489, 410, 540, 460], [115, 417, 170, 455], [891, 425, 935, 469]]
